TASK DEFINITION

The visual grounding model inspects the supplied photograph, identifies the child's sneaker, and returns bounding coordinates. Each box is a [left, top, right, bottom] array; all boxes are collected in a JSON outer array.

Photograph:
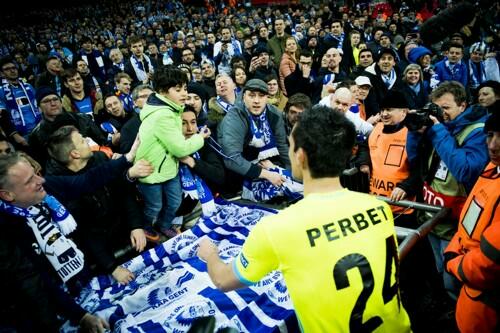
[[144, 228, 161, 244], [160, 226, 181, 239]]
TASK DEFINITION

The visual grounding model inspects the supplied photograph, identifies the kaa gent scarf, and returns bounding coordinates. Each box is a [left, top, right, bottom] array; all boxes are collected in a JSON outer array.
[[247, 108, 279, 162], [179, 152, 216, 217], [0, 194, 84, 282]]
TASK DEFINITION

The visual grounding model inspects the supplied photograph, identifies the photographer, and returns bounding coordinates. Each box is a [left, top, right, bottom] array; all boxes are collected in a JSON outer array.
[[406, 81, 489, 298], [248, 46, 278, 82]]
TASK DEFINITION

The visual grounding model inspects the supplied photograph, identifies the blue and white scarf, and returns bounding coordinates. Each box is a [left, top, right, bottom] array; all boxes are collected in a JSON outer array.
[[90, 75, 102, 95], [60, 199, 298, 332], [331, 32, 345, 50], [242, 166, 304, 202], [130, 54, 154, 82], [1, 78, 40, 134], [115, 90, 134, 113], [80, 50, 106, 79], [247, 108, 279, 162], [445, 60, 463, 81], [216, 95, 234, 114], [0, 195, 84, 282], [113, 62, 125, 72], [162, 52, 174, 66], [468, 59, 486, 89], [381, 69, 397, 89], [179, 152, 217, 217]]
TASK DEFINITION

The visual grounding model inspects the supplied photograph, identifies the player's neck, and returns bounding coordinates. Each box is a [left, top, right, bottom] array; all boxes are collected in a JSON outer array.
[[303, 175, 343, 196]]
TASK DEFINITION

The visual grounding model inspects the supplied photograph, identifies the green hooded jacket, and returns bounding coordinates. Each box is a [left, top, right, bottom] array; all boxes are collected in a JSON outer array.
[[135, 93, 204, 184]]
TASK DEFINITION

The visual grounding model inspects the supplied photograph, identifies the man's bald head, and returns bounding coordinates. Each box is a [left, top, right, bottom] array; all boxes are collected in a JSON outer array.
[[331, 87, 352, 113]]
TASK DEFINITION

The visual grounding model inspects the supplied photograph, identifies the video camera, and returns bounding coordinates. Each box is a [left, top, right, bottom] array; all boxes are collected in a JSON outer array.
[[402, 103, 445, 131]]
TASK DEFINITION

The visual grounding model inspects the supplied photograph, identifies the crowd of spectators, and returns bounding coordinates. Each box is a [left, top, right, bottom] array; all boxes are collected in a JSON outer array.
[[0, 0, 499, 331]]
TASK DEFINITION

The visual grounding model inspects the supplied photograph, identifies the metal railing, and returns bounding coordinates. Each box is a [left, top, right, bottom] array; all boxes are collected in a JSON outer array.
[[376, 197, 450, 261], [340, 167, 451, 260]]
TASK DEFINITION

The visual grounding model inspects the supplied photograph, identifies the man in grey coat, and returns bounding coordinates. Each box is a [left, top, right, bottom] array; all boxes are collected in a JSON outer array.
[[218, 79, 290, 191]]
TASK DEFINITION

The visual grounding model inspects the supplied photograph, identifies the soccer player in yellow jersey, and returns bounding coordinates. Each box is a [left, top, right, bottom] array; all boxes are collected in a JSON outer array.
[[198, 106, 412, 332]]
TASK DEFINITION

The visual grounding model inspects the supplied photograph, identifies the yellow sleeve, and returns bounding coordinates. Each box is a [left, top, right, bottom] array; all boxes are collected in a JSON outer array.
[[232, 219, 280, 285]]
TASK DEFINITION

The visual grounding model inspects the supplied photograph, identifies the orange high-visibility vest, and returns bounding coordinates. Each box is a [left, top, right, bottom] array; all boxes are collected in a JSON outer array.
[[445, 162, 500, 332], [369, 123, 413, 214]]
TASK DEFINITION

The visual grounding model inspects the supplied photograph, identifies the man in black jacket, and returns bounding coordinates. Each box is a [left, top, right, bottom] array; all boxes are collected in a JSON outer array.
[[0, 147, 150, 332], [362, 48, 405, 118], [46, 125, 152, 283], [284, 49, 314, 99]]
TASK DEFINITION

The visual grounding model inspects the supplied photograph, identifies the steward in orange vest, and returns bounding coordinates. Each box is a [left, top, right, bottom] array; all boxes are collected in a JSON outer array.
[[444, 112, 500, 333], [367, 90, 418, 225]]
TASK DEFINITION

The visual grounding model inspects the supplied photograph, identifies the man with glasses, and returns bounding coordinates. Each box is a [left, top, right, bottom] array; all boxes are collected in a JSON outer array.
[[180, 47, 196, 67], [29, 87, 106, 167], [0, 57, 40, 146], [284, 49, 314, 98]]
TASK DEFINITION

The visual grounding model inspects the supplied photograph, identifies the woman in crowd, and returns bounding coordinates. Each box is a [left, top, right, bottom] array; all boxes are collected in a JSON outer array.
[[231, 64, 247, 94], [401, 63, 429, 110], [408, 46, 434, 89], [279, 37, 299, 96]]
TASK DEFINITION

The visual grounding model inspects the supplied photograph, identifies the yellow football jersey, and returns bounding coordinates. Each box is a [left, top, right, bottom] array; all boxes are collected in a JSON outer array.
[[233, 189, 412, 332]]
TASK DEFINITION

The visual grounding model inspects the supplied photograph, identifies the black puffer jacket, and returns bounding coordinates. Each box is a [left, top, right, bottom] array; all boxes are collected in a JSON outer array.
[[45, 152, 143, 273]]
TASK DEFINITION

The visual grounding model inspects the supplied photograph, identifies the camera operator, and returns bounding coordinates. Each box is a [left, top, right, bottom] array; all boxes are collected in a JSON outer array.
[[406, 81, 489, 298]]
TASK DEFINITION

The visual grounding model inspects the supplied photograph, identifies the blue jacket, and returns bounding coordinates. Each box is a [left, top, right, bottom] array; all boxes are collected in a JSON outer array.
[[407, 105, 489, 192], [431, 59, 468, 89]]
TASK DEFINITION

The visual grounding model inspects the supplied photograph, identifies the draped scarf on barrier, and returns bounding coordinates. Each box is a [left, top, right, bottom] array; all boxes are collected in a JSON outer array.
[[61, 199, 298, 332], [242, 167, 303, 203]]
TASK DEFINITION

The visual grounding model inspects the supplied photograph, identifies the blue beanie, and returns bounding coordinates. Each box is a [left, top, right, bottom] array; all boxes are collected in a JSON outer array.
[[408, 46, 432, 64]]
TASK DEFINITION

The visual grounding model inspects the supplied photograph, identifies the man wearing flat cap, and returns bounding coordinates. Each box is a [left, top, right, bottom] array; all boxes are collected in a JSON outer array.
[[218, 79, 290, 192]]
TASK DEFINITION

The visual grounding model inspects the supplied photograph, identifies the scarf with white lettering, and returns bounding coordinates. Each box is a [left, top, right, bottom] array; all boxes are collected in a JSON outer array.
[[247, 107, 279, 162], [179, 152, 216, 216], [130, 54, 153, 82], [1, 78, 40, 133], [468, 59, 486, 89], [0, 195, 84, 282], [80, 50, 106, 78]]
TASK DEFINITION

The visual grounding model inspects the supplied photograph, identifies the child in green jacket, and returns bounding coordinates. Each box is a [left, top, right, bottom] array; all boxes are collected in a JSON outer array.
[[135, 66, 211, 237]]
